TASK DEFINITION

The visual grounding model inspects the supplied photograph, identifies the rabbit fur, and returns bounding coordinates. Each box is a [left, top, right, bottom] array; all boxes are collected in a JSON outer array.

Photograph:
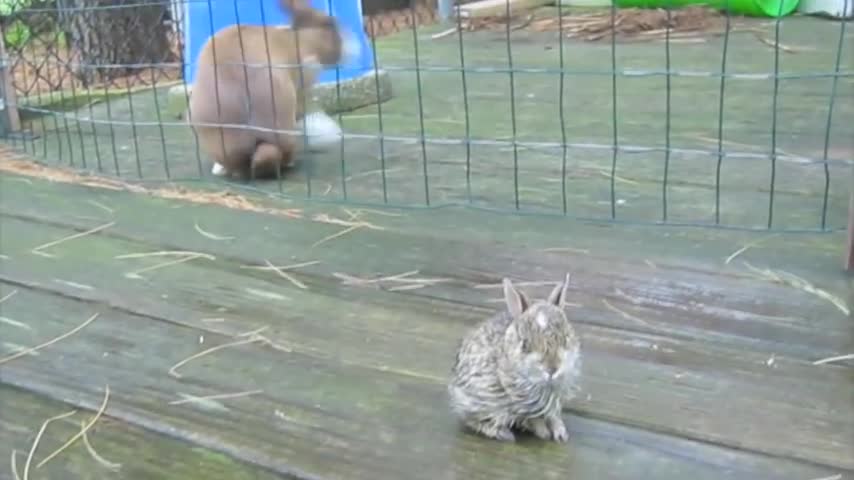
[[189, 0, 360, 181], [448, 274, 581, 442]]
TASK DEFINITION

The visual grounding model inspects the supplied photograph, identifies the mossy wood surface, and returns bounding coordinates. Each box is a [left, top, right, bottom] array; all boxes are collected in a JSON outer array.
[[0, 171, 851, 479]]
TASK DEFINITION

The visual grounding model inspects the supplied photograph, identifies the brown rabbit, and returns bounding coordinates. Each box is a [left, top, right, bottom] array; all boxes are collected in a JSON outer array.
[[448, 274, 581, 442], [188, 0, 359, 180]]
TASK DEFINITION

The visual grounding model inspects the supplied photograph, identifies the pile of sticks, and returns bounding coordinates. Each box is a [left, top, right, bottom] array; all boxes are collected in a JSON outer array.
[[528, 6, 735, 41], [438, 6, 756, 43]]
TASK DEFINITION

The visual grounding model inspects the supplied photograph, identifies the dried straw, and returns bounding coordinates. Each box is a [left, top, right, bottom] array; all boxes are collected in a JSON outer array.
[[193, 221, 235, 241], [724, 234, 779, 264], [36, 386, 111, 469], [542, 246, 591, 255], [743, 262, 849, 316], [86, 200, 114, 215], [0, 157, 304, 220], [312, 224, 363, 248], [334, 270, 448, 291], [11, 449, 21, 480], [597, 170, 639, 185], [602, 299, 651, 327], [753, 34, 808, 53], [347, 208, 403, 218], [240, 260, 320, 272], [80, 420, 121, 471], [0, 313, 99, 365], [812, 353, 854, 366], [0, 316, 31, 330], [123, 253, 209, 279], [386, 276, 449, 285], [245, 288, 288, 301], [0, 289, 18, 304], [168, 389, 263, 406], [236, 325, 270, 338], [260, 259, 308, 289], [256, 335, 292, 354], [313, 213, 384, 230], [30, 222, 115, 255], [169, 324, 293, 378], [239, 326, 292, 353], [168, 337, 261, 378], [473, 280, 558, 290], [431, 26, 458, 39], [310, 209, 389, 247], [115, 250, 215, 260], [388, 284, 426, 292], [23, 410, 78, 480], [335, 270, 419, 285]]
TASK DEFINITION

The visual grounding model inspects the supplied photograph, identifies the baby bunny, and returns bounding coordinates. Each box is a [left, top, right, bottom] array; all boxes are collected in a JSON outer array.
[[448, 274, 581, 442], [189, 0, 360, 180]]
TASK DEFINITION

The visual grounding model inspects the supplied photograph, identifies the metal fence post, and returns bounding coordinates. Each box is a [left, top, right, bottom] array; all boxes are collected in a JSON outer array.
[[0, 33, 21, 138]]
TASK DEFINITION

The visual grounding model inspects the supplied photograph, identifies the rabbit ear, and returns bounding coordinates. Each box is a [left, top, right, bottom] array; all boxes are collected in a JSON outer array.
[[547, 273, 571, 307], [503, 278, 529, 317]]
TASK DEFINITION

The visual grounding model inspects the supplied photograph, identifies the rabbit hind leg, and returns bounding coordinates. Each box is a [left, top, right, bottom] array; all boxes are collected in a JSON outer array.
[[197, 127, 256, 181], [247, 68, 298, 171], [250, 142, 288, 180]]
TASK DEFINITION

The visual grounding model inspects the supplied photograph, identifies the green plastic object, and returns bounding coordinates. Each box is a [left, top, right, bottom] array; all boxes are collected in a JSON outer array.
[[614, 0, 800, 17]]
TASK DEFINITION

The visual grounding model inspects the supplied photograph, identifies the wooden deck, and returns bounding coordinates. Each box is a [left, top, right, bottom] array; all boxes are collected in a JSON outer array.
[[0, 152, 852, 480]]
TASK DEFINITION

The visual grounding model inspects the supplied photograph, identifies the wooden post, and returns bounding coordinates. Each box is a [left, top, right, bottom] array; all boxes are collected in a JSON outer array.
[[0, 34, 22, 137], [846, 169, 854, 272]]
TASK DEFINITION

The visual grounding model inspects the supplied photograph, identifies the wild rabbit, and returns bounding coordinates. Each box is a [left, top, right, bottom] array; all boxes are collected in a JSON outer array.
[[448, 274, 581, 442], [189, 0, 360, 180]]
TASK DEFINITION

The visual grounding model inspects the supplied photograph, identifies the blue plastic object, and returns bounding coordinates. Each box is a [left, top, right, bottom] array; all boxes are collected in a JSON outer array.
[[182, 0, 376, 86]]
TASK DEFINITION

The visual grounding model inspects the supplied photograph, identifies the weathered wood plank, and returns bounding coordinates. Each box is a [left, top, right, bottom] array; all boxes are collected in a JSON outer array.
[[0, 286, 845, 480], [0, 386, 285, 480], [0, 173, 849, 361], [0, 214, 851, 470]]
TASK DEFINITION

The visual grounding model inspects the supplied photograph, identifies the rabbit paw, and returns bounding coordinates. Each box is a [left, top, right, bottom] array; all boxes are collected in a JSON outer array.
[[472, 420, 516, 442], [521, 418, 552, 440], [491, 426, 516, 442], [547, 416, 569, 443]]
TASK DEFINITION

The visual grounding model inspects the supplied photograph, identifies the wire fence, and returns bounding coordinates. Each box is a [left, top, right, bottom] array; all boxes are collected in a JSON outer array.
[[0, 0, 851, 232]]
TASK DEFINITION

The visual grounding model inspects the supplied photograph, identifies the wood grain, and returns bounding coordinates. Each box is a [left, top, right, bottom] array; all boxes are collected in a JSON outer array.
[[0, 172, 851, 478], [0, 288, 844, 480], [0, 386, 284, 480]]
